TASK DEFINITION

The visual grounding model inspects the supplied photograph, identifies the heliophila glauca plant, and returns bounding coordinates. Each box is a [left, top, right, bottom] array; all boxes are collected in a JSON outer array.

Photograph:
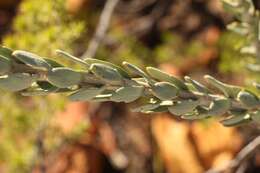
[[1, 0, 260, 127]]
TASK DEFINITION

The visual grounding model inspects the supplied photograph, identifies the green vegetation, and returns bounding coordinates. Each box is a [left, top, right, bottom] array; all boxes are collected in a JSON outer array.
[[2, 46, 260, 128]]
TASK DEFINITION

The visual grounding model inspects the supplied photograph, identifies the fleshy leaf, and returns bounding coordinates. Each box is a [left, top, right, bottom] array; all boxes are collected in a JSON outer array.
[[237, 90, 260, 108], [47, 67, 82, 88], [204, 75, 241, 98], [56, 50, 90, 67], [0, 73, 37, 91], [148, 106, 169, 113], [181, 113, 210, 120], [221, 114, 251, 127], [85, 58, 130, 78], [146, 67, 188, 90], [90, 63, 123, 85], [0, 55, 11, 74], [206, 98, 231, 116], [184, 76, 210, 94], [168, 100, 200, 116], [0, 46, 13, 59], [43, 58, 64, 67], [131, 104, 160, 113], [37, 81, 58, 91], [69, 86, 105, 101], [111, 86, 144, 103], [13, 50, 51, 70], [151, 82, 178, 100], [123, 61, 152, 82]]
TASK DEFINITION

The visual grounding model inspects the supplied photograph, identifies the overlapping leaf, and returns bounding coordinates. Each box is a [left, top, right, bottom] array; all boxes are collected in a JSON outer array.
[[0, 45, 260, 126]]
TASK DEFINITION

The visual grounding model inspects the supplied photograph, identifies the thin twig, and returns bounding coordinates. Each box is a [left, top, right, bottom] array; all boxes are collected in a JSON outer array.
[[235, 162, 247, 173], [81, 0, 120, 59], [205, 135, 260, 173]]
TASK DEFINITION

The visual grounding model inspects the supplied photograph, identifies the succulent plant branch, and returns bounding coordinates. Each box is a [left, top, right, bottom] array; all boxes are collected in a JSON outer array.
[[1, 45, 260, 127], [1, 0, 260, 126]]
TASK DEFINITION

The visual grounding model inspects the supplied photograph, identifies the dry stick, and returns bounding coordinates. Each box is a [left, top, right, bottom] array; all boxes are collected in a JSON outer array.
[[81, 0, 120, 59], [80, 0, 120, 136], [81, 0, 120, 128], [81, 0, 120, 122], [78, 0, 129, 168], [205, 135, 260, 173], [235, 162, 248, 173]]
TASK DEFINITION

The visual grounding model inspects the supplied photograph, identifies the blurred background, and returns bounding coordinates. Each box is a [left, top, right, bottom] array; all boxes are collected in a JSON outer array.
[[0, 0, 260, 173]]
